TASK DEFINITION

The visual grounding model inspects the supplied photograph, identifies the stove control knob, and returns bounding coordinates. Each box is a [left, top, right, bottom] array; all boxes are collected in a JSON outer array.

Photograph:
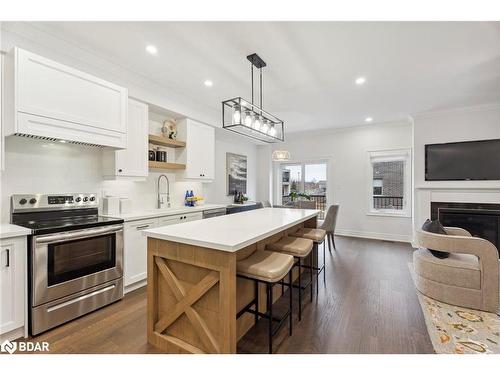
[[89, 196, 96, 202], [83, 197, 89, 202], [29, 198, 37, 205], [19, 198, 27, 205], [75, 197, 82, 203]]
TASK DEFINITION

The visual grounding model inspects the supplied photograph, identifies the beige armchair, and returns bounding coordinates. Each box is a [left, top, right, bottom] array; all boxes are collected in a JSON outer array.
[[414, 227, 499, 313]]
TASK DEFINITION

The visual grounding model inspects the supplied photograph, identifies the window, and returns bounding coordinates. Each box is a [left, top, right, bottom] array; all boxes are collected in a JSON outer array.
[[373, 178, 383, 196], [279, 161, 328, 219], [367, 150, 411, 217]]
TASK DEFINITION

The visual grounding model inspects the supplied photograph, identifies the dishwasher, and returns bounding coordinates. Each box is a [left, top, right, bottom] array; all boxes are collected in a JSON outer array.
[[202, 207, 227, 219]]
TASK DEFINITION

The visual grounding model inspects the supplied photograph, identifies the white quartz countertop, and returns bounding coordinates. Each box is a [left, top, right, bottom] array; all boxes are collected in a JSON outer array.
[[143, 207, 320, 252], [0, 224, 32, 239], [101, 204, 228, 222]]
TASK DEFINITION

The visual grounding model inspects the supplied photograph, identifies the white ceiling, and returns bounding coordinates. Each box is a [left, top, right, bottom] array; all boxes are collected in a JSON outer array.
[[31, 22, 500, 132]]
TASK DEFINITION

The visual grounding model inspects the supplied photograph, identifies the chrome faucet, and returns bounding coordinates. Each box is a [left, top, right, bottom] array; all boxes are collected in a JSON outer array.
[[157, 174, 171, 209]]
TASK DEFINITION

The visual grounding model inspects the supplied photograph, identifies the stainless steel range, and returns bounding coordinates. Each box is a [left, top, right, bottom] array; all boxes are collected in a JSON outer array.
[[11, 193, 124, 336]]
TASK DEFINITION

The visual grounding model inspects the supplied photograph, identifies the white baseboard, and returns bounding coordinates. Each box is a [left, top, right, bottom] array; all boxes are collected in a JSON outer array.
[[124, 279, 147, 294], [0, 326, 25, 342], [335, 229, 412, 243]]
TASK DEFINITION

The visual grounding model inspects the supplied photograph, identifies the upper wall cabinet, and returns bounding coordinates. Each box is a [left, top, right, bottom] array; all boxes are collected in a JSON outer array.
[[177, 118, 215, 181], [3, 47, 128, 148], [102, 99, 148, 179]]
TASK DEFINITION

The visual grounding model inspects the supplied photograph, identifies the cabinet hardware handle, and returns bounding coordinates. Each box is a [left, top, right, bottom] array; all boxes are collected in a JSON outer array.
[[118, 169, 123, 172], [136, 225, 150, 230], [6, 249, 10, 267]]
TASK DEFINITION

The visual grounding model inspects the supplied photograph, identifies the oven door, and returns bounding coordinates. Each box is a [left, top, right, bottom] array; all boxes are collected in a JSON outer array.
[[31, 225, 123, 306]]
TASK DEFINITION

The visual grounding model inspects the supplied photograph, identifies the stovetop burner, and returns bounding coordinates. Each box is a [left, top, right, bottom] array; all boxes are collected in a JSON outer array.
[[11, 193, 123, 235]]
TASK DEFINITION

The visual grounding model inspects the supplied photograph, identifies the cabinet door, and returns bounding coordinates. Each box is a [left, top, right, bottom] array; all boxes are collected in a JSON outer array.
[[187, 121, 215, 180], [0, 238, 26, 335], [115, 99, 148, 177], [14, 48, 127, 148], [123, 219, 157, 287]]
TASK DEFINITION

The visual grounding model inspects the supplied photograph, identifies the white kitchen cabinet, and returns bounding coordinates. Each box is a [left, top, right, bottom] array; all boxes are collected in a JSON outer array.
[[3, 47, 128, 148], [0, 236, 27, 340], [103, 99, 148, 179], [123, 218, 158, 292], [158, 211, 203, 226], [177, 119, 215, 181]]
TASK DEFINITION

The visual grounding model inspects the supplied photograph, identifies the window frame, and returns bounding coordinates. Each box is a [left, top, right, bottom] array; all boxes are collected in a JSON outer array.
[[366, 149, 412, 218]]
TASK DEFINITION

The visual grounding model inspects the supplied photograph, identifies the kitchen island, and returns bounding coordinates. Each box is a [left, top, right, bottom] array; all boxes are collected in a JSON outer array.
[[143, 207, 320, 354]]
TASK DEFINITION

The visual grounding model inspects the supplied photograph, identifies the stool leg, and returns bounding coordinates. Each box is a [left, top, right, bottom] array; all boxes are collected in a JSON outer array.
[[298, 258, 302, 321], [289, 271, 293, 336], [332, 234, 336, 251], [268, 283, 273, 354], [315, 244, 319, 295], [254, 280, 259, 326], [323, 240, 326, 285], [310, 251, 313, 302]]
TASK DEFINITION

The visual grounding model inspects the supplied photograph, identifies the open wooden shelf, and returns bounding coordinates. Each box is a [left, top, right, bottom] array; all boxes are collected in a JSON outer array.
[[148, 134, 186, 148], [148, 161, 186, 170]]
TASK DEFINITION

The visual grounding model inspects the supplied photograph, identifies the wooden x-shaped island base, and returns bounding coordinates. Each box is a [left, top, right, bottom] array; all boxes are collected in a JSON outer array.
[[143, 208, 320, 353]]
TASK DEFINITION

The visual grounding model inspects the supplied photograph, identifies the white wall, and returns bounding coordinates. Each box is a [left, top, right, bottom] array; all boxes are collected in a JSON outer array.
[[413, 104, 500, 232], [268, 121, 414, 242], [203, 129, 258, 205]]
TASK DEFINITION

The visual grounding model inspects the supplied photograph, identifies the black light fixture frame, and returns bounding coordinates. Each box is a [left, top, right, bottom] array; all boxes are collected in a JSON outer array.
[[222, 53, 285, 143]]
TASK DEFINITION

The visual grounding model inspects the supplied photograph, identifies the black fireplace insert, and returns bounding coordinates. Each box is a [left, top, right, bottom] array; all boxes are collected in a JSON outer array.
[[431, 202, 500, 256]]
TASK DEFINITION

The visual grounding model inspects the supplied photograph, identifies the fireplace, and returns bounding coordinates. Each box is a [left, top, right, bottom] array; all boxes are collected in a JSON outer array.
[[431, 202, 500, 256]]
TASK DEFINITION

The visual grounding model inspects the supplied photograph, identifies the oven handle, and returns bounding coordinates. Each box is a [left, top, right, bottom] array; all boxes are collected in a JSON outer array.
[[35, 224, 123, 244]]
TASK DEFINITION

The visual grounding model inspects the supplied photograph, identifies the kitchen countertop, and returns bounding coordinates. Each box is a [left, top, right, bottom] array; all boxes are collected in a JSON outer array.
[[143, 207, 320, 252], [0, 223, 32, 239], [101, 203, 228, 222]]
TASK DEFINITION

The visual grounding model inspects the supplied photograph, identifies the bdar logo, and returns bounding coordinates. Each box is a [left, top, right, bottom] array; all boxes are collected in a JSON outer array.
[[1, 340, 17, 354]]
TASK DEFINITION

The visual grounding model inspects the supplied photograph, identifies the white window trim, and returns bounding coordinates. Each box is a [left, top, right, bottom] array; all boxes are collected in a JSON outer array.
[[366, 149, 412, 218]]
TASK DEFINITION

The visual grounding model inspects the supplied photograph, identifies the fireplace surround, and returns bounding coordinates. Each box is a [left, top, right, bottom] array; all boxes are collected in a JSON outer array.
[[431, 202, 500, 256]]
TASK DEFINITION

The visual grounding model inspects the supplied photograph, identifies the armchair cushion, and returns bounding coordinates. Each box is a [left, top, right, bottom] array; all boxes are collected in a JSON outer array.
[[414, 248, 480, 289], [422, 219, 450, 259]]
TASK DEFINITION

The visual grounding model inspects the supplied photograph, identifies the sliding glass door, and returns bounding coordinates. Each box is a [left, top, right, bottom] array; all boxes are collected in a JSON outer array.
[[280, 161, 328, 219]]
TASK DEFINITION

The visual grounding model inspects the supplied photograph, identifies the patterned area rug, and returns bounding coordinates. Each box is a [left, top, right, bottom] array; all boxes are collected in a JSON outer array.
[[408, 263, 500, 354]]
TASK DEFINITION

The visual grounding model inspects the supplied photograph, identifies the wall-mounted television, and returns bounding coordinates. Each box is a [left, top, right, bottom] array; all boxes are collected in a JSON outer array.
[[425, 139, 500, 181]]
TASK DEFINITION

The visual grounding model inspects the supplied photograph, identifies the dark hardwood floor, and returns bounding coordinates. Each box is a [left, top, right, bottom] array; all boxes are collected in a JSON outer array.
[[25, 236, 434, 354]]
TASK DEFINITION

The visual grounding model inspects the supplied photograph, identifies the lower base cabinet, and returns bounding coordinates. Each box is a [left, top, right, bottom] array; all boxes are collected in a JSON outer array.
[[0, 236, 27, 341], [123, 218, 158, 292], [123, 211, 203, 293]]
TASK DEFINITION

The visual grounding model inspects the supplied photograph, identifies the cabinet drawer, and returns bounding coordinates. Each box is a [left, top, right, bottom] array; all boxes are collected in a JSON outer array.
[[158, 211, 203, 226]]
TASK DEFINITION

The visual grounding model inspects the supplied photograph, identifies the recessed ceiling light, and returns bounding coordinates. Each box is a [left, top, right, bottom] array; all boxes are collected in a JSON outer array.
[[365, 117, 373, 123], [204, 80, 213, 87], [145, 45, 158, 55], [355, 77, 366, 85]]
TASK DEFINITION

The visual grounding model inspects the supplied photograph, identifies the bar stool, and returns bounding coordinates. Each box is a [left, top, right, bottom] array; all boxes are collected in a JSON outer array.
[[290, 227, 327, 293], [266, 236, 314, 321], [237, 250, 294, 354]]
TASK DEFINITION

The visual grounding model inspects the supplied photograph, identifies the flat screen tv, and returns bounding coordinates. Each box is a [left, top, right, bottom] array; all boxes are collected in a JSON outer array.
[[425, 139, 500, 181]]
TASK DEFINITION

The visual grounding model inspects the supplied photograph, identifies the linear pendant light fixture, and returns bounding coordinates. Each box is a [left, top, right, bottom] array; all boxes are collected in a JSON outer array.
[[222, 53, 285, 144]]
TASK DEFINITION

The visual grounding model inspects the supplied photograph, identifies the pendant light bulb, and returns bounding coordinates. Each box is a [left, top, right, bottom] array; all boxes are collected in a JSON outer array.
[[261, 119, 270, 134], [253, 115, 261, 131], [244, 111, 252, 127], [233, 106, 241, 124], [269, 124, 277, 137]]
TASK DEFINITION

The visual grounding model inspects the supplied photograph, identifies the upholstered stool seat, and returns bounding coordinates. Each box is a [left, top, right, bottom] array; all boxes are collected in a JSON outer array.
[[266, 236, 313, 258], [290, 228, 327, 293], [236, 250, 294, 353], [291, 228, 326, 243], [266, 236, 314, 321], [237, 250, 294, 283]]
